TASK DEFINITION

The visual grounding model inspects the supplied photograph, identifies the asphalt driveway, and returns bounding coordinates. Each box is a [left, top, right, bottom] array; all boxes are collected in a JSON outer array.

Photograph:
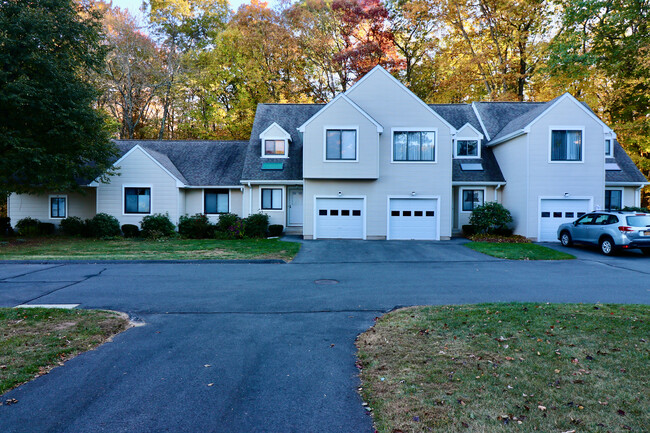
[[1, 240, 649, 433]]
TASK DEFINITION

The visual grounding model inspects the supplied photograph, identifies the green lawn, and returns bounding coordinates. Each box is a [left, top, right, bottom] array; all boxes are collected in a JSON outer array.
[[466, 242, 575, 260], [0, 237, 301, 261], [0, 308, 130, 394], [357, 303, 649, 433]]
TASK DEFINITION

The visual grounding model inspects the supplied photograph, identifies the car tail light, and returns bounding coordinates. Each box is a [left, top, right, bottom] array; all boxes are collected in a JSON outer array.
[[618, 226, 634, 232]]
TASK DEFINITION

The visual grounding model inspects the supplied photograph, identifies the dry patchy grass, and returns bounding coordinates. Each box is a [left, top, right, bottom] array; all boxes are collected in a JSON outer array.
[[357, 303, 649, 432]]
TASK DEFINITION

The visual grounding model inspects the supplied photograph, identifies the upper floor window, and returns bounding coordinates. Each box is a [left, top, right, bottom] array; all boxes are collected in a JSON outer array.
[[205, 189, 229, 214], [605, 139, 612, 157], [124, 187, 151, 214], [264, 139, 287, 157], [50, 196, 66, 219], [551, 130, 582, 162], [393, 131, 435, 162], [605, 190, 622, 210], [456, 140, 479, 157], [326, 129, 357, 160]]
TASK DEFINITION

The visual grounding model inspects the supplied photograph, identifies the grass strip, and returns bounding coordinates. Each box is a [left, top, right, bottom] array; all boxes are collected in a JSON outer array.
[[466, 242, 575, 260]]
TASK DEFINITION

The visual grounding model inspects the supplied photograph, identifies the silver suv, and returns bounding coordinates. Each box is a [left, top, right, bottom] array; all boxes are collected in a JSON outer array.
[[557, 211, 650, 256]]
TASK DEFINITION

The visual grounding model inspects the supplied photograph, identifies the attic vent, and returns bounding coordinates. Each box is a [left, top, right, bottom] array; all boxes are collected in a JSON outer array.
[[460, 163, 484, 171], [262, 162, 284, 170], [605, 162, 621, 171]]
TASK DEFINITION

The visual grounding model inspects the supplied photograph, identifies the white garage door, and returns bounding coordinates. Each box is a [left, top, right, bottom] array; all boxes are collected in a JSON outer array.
[[389, 198, 438, 240], [315, 198, 364, 239], [539, 198, 591, 242]]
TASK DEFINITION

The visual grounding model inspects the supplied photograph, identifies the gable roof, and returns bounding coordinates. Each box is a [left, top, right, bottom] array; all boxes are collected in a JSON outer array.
[[242, 103, 324, 181], [259, 122, 291, 140], [606, 140, 648, 184], [428, 103, 483, 134], [297, 94, 383, 133], [108, 140, 248, 186], [471, 101, 547, 143]]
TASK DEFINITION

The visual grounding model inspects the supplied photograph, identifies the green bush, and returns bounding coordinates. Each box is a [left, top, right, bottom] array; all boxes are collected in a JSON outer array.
[[469, 202, 513, 234], [243, 213, 270, 238], [121, 224, 140, 238], [87, 213, 121, 238], [140, 213, 175, 239], [60, 216, 86, 236], [214, 213, 241, 234], [268, 224, 284, 237], [178, 214, 213, 239], [461, 224, 476, 237], [38, 222, 56, 235], [623, 206, 649, 212], [16, 217, 40, 236], [1, 217, 13, 236]]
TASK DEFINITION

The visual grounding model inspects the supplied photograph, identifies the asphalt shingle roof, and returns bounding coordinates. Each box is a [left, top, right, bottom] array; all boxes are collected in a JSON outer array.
[[606, 140, 648, 183], [241, 103, 324, 181], [452, 146, 506, 183], [428, 104, 483, 133], [472, 101, 547, 141], [113, 140, 248, 186]]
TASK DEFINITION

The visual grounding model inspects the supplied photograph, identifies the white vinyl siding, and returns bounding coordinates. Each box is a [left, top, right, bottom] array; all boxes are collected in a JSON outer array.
[[9, 190, 96, 226]]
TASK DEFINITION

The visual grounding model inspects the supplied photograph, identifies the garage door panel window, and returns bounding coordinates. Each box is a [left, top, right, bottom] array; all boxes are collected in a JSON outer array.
[[326, 129, 356, 160], [124, 187, 151, 214], [551, 130, 582, 161], [393, 131, 435, 161], [262, 188, 282, 210], [462, 190, 484, 212], [205, 189, 229, 214], [605, 190, 622, 210]]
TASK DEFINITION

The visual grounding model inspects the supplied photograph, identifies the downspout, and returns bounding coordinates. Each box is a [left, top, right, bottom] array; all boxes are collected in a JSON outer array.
[[248, 182, 252, 217], [494, 183, 503, 203], [635, 185, 643, 208]]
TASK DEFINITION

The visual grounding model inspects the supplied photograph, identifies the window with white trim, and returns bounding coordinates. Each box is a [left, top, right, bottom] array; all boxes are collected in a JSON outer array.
[[393, 131, 435, 161], [264, 139, 286, 156], [50, 196, 66, 219], [204, 189, 229, 214], [124, 187, 151, 214], [605, 190, 622, 210], [326, 129, 357, 160], [456, 139, 479, 157], [551, 130, 582, 161], [605, 139, 612, 157], [462, 190, 484, 212], [261, 188, 282, 210]]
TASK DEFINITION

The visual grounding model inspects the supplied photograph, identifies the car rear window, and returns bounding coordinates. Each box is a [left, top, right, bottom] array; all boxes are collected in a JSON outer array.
[[626, 215, 650, 227]]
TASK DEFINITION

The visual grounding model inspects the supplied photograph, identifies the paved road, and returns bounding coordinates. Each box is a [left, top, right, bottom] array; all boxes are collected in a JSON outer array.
[[1, 240, 649, 433]]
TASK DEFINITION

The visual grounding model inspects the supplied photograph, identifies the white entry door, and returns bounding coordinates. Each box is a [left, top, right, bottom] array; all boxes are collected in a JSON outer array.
[[315, 198, 364, 239], [287, 188, 303, 226], [539, 198, 591, 242], [389, 198, 438, 240]]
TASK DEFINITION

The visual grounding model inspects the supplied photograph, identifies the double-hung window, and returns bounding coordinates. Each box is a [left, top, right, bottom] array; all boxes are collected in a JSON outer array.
[[456, 139, 478, 157], [205, 189, 229, 214], [264, 140, 286, 156], [462, 190, 484, 212], [50, 196, 66, 219], [326, 129, 357, 160], [551, 130, 582, 161], [605, 190, 622, 210], [124, 187, 151, 214], [393, 131, 435, 162], [261, 188, 282, 210]]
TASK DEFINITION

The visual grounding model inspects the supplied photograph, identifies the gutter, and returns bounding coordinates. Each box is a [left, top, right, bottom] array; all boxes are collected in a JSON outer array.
[[495, 183, 503, 202]]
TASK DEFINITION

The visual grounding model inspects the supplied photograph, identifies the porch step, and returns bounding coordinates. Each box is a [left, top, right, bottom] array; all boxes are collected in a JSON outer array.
[[284, 226, 303, 236]]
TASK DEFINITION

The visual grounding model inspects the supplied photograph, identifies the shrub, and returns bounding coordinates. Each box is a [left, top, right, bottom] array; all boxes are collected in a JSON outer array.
[[622, 206, 649, 212], [461, 224, 476, 237], [0, 217, 13, 236], [87, 213, 121, 238], [140, 213, 175, 239], [16, 217, 40, 236], [214, 213, 241, 234], [469, 233, 530, 243], [38, 222, 56, 235], [469, 202, 513, 234], [60, 216, 86, 236], [121, 224, 140, 238], [178, 214, 213, 239], [243, 213, 270, 238], [268, 224, 284, 237]]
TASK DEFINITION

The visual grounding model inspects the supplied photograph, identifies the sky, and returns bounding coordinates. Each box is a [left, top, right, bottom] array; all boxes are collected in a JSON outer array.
[[110, 0, 273, 22]]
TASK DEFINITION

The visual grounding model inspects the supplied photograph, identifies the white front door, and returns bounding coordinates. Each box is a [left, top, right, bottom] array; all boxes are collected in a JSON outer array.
[[315, 198, 364, 239], [539, 198, 591, 242], [288, 188, 303, 226], [388, 198, 438, 240]]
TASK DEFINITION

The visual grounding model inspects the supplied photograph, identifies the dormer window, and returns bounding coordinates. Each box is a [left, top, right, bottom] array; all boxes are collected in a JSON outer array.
[[456, 140, 479, 157], [265, 139, 286, 156], [605, 139, 612, 157], [259, 122, 291, 159]]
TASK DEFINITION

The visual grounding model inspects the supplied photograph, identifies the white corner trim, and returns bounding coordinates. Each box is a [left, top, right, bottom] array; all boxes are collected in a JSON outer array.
[[344, 66, 457, 134], [471, 103, 491, 141], [297, 94, 383, 133], [389, 127, 438, 163], [48, 194, 68, 219]]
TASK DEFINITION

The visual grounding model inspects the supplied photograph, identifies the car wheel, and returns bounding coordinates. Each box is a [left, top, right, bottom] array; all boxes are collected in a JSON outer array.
[[560, 231, 573, 247], [599, 237, 616, 256], [641, 248, 650, 256]]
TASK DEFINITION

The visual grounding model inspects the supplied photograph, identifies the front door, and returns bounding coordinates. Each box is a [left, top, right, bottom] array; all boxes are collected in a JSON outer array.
[[287, 188, 303, 226]]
